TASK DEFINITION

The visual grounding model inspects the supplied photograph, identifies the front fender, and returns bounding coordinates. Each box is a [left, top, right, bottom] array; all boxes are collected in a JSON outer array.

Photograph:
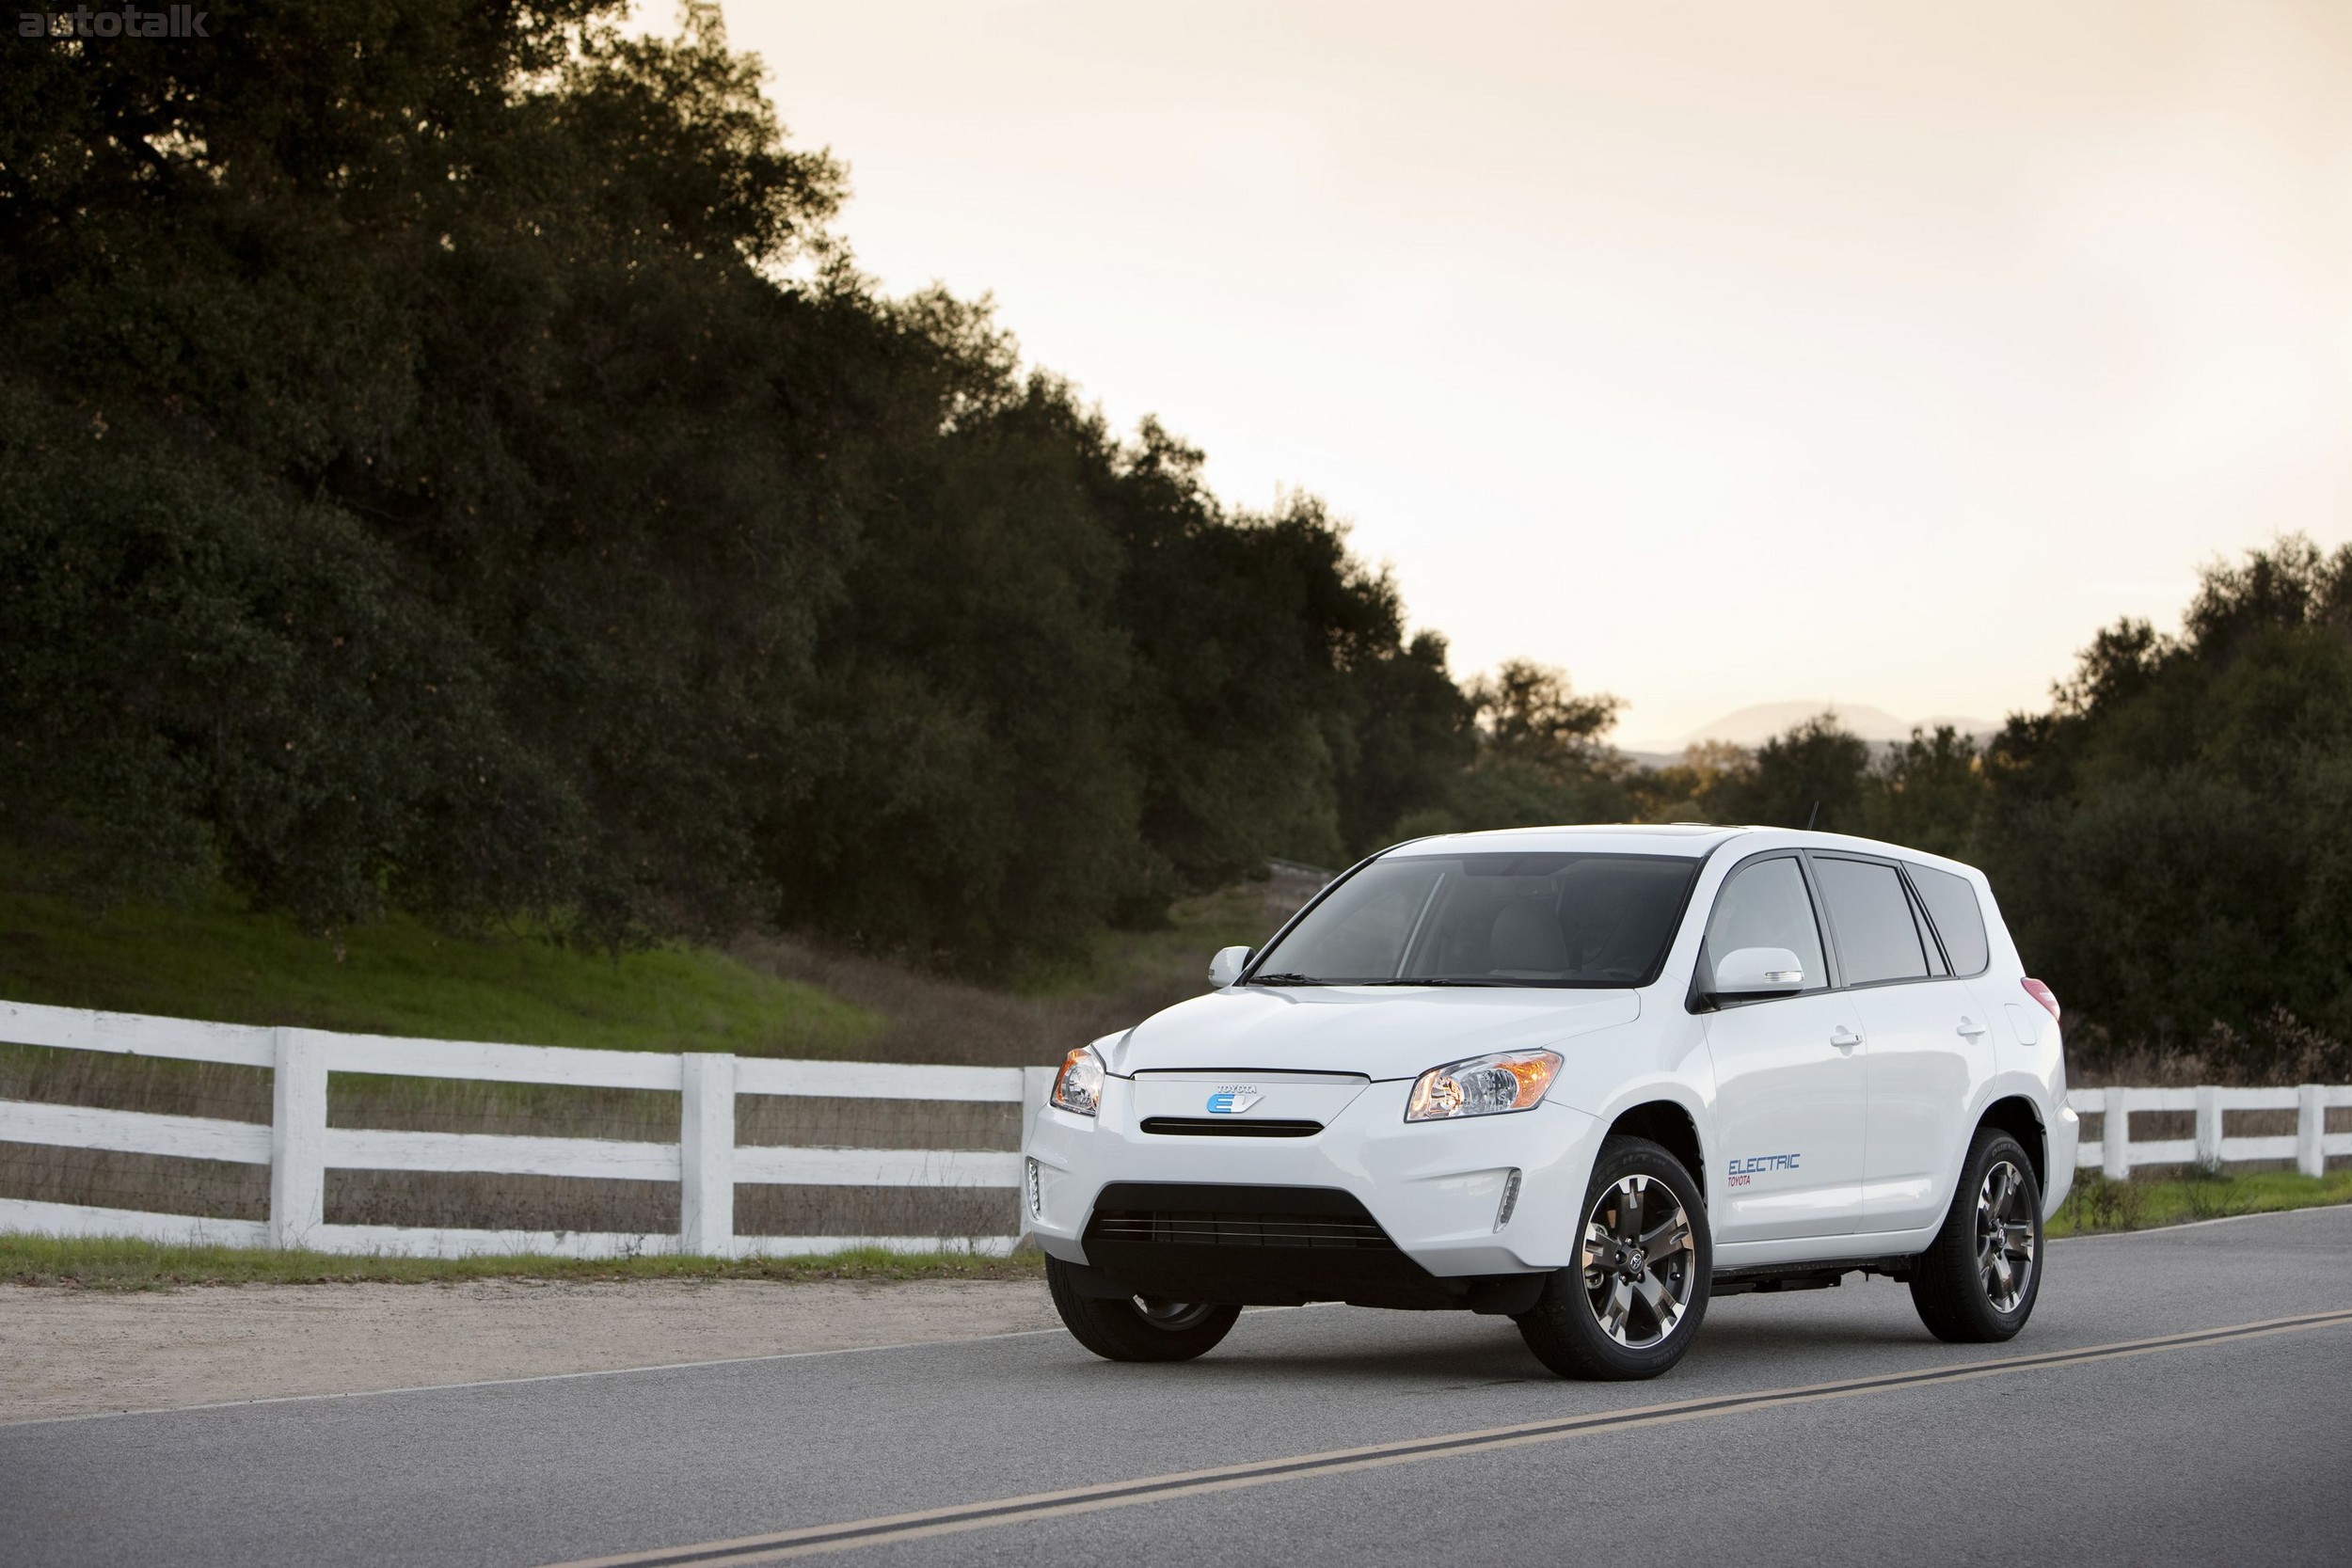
[[1538, 1012, 1716, 1196], [1541, 1011, 1707, 1117]]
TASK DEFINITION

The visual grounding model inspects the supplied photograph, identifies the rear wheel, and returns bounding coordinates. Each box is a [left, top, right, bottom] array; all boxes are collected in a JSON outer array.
[[1909, 1129, 2042, 1342], [1045, 1256, 1242, 1362], [1516, 1136, 1711, 1380]]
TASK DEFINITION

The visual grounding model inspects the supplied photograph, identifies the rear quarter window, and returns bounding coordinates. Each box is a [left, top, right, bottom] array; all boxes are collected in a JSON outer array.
[[1906, 863, 1992, 975]]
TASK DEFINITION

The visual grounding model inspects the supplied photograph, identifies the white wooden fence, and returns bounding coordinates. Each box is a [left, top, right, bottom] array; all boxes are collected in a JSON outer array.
[[0, 999, 1055, 1259], [3, 998, 2346, 1259], [2068, 1084, 2350, 1180]]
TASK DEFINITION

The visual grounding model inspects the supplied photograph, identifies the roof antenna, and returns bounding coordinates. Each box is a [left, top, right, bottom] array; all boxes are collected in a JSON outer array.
[[1804, 800, 1820, 831]]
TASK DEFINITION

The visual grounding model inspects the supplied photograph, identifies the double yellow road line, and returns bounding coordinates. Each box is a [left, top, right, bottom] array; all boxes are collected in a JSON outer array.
[[547, 1307, 2352, 1567]]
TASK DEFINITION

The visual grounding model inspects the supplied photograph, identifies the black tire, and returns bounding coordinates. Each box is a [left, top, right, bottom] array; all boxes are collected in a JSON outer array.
[[1909, 1129, 2042, 1343], [1517, 1136, 1712, 1380], [1045, 1257, 1242, 1363]]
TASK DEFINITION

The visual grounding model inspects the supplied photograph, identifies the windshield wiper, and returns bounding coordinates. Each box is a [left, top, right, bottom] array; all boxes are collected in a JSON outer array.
[[1360, 977, 1515, 987], [1248, 972, 1328, 986]]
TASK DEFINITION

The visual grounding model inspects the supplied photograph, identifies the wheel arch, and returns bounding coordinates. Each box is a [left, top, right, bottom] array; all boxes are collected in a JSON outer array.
[[1606, 1098, 1708, 1195], [1977, 1094, 2047, 1193]]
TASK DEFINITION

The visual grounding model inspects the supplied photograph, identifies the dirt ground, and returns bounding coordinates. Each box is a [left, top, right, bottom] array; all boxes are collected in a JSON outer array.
[[0, 1277, 1058, 1425]]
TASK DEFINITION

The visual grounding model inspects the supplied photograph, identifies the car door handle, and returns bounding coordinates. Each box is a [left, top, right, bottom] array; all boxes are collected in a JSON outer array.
[[1957, 1017, 1988, 1038], [1830, 1026, 1862, 1050]]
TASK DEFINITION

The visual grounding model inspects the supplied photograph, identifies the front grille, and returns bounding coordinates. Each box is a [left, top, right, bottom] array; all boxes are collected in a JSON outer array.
[[1138, 1116, 1323, 1139]]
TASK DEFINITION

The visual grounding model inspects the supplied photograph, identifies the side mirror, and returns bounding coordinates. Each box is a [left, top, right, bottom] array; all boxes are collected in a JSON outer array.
[[1711, 946, 1805, 998], [1208, 945, 1253, 989]]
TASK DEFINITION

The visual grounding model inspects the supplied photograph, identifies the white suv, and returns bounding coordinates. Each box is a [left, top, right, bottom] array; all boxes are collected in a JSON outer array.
[[1025, 825, 2076, 1379]]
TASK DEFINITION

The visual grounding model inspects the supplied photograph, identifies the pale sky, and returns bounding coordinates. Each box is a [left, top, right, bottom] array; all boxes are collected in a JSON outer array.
[[719, 0, 2352, 746]]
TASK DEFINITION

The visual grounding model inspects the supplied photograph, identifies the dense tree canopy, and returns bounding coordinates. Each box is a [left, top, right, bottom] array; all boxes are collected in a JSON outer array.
[[0, 1, 1467, 958], [1980, 538, 2352, 1072]]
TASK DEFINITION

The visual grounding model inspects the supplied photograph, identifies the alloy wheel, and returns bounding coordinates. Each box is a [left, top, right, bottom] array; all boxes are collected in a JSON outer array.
[[1976, 1160, 2036, 1312], [1581, 1173, 1695, 1348]]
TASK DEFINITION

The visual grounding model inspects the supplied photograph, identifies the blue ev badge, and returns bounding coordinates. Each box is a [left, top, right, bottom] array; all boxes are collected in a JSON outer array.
[[1205, 1085, 1263, 1115]]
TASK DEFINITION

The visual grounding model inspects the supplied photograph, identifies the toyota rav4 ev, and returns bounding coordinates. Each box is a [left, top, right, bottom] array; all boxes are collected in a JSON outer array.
[[1024, 825, 2075, 1380]]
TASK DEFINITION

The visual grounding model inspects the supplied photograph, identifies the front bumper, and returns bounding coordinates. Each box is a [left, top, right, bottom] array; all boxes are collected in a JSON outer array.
[[1025, 1073, 1602, 1301]]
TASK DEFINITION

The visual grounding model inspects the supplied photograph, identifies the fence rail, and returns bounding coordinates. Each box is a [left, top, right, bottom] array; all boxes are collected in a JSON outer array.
[[3, 998, 2346, 1259], [2066, 1084, 2351, 1180], [0, 999, 1052, 1259]]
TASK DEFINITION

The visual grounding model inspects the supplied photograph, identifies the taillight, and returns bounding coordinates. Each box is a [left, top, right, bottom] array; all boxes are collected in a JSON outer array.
[[2021, 977, 2060, 1021]]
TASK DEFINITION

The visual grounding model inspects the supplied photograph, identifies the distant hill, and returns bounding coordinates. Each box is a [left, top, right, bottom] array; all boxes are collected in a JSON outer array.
[[1623, 701, 1997, 760]]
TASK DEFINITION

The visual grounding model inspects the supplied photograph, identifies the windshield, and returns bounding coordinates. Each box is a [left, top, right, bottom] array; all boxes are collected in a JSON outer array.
[[1249, 851, 1699, 988]]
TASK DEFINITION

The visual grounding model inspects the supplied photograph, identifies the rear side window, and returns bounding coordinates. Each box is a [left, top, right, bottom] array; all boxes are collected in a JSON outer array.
[[1701, 857, 1828, 994], [1907, 863, 1991, 975], [1813, 857, 1930, 985]]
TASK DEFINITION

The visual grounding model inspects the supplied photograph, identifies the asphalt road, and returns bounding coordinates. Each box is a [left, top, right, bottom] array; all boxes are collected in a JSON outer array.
[[8, 1207, 2351, 1568]]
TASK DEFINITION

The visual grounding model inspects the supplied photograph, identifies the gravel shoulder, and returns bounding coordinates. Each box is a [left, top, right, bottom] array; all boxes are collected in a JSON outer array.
[[0, 1276, 1057, 1424]]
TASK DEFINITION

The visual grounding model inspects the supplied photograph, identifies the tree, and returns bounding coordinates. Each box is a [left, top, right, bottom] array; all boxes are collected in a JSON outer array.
[[1466, 659, 1624, 768], [1717, 714, 1870, 831], [0, 0, 1479, 966], [1398, 661, 1632, 836], [1331, 630, 1476, 854], [1863, 726, 1986, 860], [1980, 536, 2352, 1061], [1629, 740, 1752, 824]]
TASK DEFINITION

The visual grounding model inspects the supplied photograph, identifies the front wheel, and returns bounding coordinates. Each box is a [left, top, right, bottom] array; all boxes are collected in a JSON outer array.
[[1908, 1130, 2042, 1343], [1045, 1257, 1242, 1363], [1516, 1135, 1712, 1380]]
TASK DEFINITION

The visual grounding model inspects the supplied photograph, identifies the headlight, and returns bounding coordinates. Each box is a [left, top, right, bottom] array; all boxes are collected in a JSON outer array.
[[1405, 1049, 1563, 1121], [1050, 1046, 1105, 1117]]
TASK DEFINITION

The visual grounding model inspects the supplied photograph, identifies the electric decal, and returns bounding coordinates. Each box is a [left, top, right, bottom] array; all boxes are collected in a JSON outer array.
[[1727, 1152, 1801, 1187]]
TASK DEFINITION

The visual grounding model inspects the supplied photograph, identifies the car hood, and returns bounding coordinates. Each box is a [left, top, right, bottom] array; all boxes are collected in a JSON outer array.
[[1104, 985, 1643, 1082]]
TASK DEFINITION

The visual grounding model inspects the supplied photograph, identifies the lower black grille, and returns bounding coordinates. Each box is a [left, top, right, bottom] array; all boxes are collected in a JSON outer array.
[[1077, 1182, 1437, 1307], [1083, 1183, 1398, 1252], [1138, 1117, 1323, 1139], [1089, 1209, 1390, 1247]]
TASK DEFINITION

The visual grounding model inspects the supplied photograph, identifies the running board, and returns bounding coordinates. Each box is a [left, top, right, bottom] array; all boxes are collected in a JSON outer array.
[[1712, 1254, 1917, 1294]]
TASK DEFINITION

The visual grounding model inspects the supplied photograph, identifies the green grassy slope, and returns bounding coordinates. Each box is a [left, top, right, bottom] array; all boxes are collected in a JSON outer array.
[[0, 875, 877, 1057], [0, 862, 1319, 1065]]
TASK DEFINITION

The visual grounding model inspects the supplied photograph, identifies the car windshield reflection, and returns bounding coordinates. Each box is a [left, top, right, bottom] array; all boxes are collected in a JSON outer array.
[[1248, 852, 1699, 989]]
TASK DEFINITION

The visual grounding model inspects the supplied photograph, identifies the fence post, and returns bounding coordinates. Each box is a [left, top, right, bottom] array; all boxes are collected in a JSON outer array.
[[2298, 1085, 2327, 1180], [268, 1026, 326, 1248], [2102, 1088, 2132, 1181], [679, 1053, 736, 1258], [2194, 1085, 2222, 1168], [1019, 1066, 1056, 1154], [1018, 1065, 1056, 1234]]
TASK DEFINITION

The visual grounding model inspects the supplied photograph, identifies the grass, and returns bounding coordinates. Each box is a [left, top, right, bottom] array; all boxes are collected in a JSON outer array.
[[2048, 1167, 2352, 1238], [0, 855, 1321, 1067], [732, 871, 1321, 1067], [1013, 881, 1286, 1000], [0, 1232, 1047, 1290], [13, 1170, 2344, 1291], [0, 872, 878, 1057]]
